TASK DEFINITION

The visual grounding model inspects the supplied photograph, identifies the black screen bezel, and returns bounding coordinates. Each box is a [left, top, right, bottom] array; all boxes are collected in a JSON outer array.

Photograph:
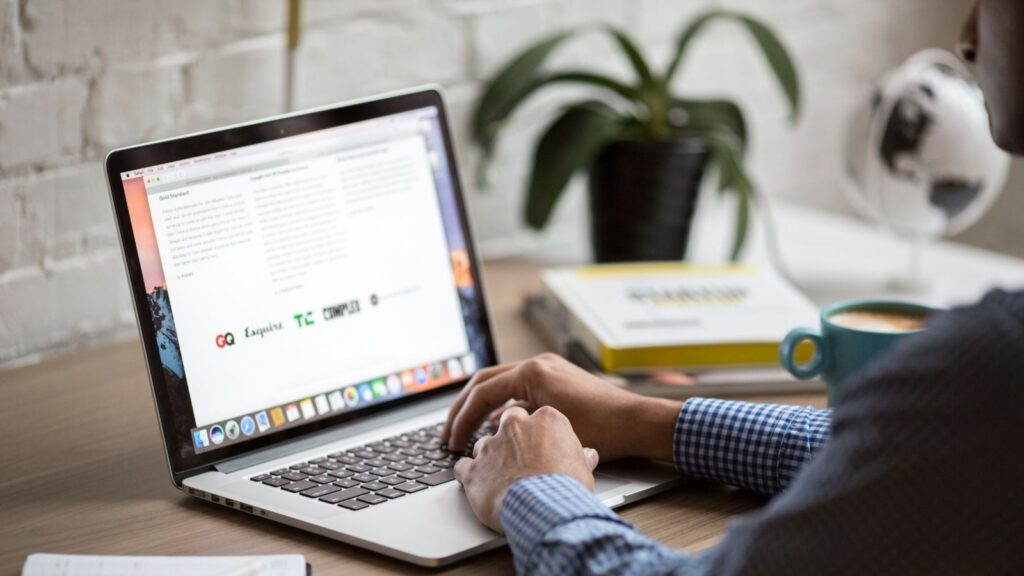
[[105, 88, 496, 481]]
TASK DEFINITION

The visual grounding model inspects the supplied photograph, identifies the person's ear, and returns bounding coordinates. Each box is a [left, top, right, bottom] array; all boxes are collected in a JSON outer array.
[[957, 1, 980, 64]]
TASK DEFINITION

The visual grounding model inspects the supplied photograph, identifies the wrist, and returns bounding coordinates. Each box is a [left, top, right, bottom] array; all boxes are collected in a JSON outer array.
[[619, 396, 683, 462]]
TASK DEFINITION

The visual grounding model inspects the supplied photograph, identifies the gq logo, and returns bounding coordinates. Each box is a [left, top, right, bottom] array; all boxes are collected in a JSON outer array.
[[215, 332, 236, 348]]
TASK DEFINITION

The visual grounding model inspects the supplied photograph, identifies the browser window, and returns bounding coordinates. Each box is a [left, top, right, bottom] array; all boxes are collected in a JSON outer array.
[[120, 107, 480, 454]]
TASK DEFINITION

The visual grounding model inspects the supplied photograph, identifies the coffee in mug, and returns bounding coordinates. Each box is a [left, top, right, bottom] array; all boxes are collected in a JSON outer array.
[[827, 310, 929, 333], [780, 300, 941, 404]]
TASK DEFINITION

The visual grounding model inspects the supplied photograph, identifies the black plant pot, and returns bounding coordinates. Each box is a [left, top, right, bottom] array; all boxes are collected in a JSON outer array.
[[588, 138, 710, 263]]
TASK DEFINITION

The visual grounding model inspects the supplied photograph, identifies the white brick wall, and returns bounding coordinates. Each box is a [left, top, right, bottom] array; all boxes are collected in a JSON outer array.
[[3, 0, 1016, 367]]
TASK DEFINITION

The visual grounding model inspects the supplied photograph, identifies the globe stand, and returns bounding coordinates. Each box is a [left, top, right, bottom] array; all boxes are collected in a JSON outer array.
[[887, 236, 929, 293]]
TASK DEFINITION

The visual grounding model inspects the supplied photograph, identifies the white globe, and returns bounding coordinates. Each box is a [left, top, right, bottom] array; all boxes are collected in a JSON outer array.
[[844, 49, 1010, 240]]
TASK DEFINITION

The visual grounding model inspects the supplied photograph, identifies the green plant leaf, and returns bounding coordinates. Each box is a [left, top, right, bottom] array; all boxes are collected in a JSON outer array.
[[525, 102, 623, 230], [603, 25, 656, 90], [664, 10, 800, 121], [472, 30, 580, 154], [663, 11, 719, 86], [677, 99, 748, 156], [735, 14, 800, 122], [705, 131, 754, 260], [472, 70, 636, 190]]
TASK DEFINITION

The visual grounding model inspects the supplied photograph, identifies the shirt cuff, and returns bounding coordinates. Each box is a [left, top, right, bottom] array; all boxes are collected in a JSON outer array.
[[500, 475, 622, 571]]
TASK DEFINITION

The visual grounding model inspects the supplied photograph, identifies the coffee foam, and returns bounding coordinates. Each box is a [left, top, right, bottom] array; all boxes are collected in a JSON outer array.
[[828, 310, 928, 333]]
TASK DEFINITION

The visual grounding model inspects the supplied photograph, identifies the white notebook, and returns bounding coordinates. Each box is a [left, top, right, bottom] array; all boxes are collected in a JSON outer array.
[[21, 554, 308, 576]]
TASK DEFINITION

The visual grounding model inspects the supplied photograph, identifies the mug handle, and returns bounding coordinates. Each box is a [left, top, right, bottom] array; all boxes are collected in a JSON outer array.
[[780, 327, 827, 380]]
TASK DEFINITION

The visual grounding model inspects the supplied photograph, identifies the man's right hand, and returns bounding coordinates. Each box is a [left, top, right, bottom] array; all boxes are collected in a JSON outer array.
[[441, 353, 682, 462]]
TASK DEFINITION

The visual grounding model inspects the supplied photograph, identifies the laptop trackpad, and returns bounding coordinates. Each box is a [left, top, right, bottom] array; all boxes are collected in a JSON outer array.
[[594, 472, 630, 495]]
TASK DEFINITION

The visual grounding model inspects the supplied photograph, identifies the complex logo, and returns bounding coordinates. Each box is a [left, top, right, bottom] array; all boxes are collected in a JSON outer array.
[[323, 299, 361, 322], [215, 332, 236, 348], [293, 311, 315, 328]]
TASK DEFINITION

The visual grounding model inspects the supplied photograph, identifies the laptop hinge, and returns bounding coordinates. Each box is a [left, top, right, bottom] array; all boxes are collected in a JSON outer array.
[[213, 390, 458, 474]]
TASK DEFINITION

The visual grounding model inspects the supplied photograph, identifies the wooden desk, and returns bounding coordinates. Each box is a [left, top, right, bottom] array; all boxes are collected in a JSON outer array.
[[0, 259, 825, 574]]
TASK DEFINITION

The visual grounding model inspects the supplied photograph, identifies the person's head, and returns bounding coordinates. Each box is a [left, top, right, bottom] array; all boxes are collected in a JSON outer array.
[[958, 0, 1024, 154]]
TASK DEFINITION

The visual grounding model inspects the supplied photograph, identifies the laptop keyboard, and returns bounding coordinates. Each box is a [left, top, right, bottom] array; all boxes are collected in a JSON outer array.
[[248, 421, 492, 511]]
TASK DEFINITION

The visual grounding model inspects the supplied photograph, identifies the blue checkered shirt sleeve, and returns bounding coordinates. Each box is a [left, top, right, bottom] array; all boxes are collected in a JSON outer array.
[[499, 398, 832, 575], [675, 397, 832, 495]]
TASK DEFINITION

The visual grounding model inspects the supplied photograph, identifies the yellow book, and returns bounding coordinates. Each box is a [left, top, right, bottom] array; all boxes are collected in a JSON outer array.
[[541, 263, 818, 373]]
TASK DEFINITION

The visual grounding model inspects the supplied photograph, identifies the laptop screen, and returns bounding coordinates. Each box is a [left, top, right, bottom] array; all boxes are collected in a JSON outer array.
[[114, 100, 491, 464]]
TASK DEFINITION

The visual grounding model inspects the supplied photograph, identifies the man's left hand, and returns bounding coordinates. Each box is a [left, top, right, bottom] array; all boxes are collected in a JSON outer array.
[[453, 405, 600, 533]]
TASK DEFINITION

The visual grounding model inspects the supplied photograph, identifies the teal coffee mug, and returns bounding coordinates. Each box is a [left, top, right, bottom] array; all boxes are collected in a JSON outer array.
[[780, 300, 941, 403]]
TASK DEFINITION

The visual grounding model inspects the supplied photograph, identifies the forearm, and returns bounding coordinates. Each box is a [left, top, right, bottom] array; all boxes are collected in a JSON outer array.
[[614, 396, 683, 462], [674, 398, 832, 495]]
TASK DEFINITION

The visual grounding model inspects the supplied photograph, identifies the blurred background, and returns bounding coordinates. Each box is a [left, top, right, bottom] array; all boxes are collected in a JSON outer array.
[[0, 0, 1018, 366]]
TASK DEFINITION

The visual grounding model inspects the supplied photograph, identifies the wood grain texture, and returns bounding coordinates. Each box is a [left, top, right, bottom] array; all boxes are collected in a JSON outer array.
[[0, 259, 826, 574]]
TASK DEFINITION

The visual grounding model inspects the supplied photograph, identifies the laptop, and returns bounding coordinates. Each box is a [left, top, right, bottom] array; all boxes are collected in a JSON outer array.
[[104, 87, 686, 566]]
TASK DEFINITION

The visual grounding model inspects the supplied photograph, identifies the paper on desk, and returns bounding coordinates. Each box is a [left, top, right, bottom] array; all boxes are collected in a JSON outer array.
[[22, 553, 307, 576]]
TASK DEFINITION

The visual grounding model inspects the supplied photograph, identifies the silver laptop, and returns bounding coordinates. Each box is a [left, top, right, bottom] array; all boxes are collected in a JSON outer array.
[[105, 87, 686, 566]]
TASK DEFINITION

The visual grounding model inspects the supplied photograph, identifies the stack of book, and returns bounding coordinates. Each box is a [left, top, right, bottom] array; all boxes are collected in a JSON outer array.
[[524, 263, 824, 398]]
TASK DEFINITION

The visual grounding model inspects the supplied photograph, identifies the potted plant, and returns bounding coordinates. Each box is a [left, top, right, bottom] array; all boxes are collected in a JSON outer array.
[[471, 10, 800, 262]]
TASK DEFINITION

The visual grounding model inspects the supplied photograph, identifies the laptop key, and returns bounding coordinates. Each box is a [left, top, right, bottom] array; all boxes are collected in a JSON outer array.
[[309, 475, 334, 484], [387, 462, 413, 472], [406, 457, 429, 467], [346, 464, 370, 473], [339, 499, 370, 511], [289, 464, 306, 470], [335, 456, 359, 465], [357, 494, 387, 505], [262, 477, 291, 487], [298, 467, 321, 476], [377, 488, 405, 499], [301, 484, 341, 498], [398, 471, 423, 480], [250, 474, 271, 482], [382, 453, 405, 463], [361, 481, 387, 491], [370, 468, 394, 477], [328, 470, 353, 479], [415, 466, 440, 475], [327, 451, 346, 459], [424, 450, 447, 461], [317, 461, 342, 471], [282, 480, 317, 493], [365, 458, 387, 468], [380, 476, 405, 486], [333, 479, 359, 489], [353, 450, 376, 459], [394, 482, 428, 494], [271, 468, 290, 476], [321, 487, 369, 504], [308, 457, 328, 464], [281, 472, 308, 481], [418, 469, 456, 487], [352, 473, 376, 483]]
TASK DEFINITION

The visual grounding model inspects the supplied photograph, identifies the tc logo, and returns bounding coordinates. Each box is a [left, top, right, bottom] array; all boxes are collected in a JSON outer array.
[[215, 332, 236, 348], [293, 311, 315, 328]]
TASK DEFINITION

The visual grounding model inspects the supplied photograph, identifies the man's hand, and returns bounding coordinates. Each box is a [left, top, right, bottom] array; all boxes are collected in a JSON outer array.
[[441, 353, 682, 462], [454, 405, 600, 533]]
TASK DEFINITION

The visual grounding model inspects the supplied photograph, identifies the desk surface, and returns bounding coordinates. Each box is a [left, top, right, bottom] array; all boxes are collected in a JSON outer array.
[[0, 259, 826, 574]]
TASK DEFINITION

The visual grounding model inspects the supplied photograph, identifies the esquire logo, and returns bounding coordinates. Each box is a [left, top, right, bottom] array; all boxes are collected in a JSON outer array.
[[215, 321, 284, 349], [244, 321, 285, 339]]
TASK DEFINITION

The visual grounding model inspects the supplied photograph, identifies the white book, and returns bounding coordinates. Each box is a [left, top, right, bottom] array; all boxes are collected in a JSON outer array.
[[541, 263, 819, 372]]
